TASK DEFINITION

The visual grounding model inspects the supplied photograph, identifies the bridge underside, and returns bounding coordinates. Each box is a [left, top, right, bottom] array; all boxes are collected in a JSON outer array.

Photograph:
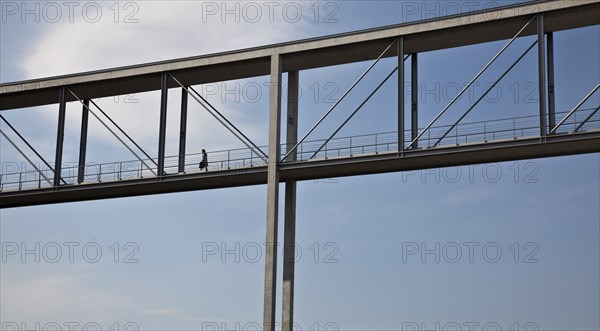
[[2, 132, 597, 208]]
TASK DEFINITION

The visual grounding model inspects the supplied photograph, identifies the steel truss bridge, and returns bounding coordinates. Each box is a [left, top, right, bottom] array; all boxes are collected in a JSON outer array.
[[1, 1, 599, 329]]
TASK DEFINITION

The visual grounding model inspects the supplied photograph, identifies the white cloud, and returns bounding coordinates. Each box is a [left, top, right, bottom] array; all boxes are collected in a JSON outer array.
[[16, 1, 316, 161], [21, 1, 311, 78]]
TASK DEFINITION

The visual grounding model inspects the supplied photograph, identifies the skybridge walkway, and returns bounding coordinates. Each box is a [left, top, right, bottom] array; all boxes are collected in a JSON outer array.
[[1, 1, 599, 329], [1, 107, 598, 203]]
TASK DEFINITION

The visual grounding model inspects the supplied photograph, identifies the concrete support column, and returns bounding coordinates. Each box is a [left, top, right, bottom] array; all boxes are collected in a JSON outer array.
[[263, 54, 282, 331], [77, 99, 89, 184], [537, 14, 547, 137], [282, 70, 299, 331], [54, 87, 67, 187]]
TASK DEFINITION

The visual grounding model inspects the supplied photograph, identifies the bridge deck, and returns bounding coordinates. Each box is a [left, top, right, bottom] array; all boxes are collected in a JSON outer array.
[[2, 109, 599, 208]]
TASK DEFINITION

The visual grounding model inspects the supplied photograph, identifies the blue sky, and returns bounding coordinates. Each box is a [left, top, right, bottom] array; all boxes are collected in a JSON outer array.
[[1, 1, 599, 330]]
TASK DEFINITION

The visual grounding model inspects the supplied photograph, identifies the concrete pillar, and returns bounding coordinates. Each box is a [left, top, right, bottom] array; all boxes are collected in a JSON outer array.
[[263, 54, 282, 331], [282, 70, 299, 331]]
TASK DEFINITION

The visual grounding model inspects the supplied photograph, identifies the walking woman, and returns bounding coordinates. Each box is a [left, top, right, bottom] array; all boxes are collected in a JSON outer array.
[[199, 149, 208, 172]]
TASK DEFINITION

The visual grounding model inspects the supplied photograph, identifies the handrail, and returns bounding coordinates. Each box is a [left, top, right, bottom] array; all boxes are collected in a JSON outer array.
[[282, 38, 399, 162], [407, 15, 536, 149], [0, 128, 52, 186], [169, 74, 269, 163], [432, 40, 538, 147], [575, 106, 600, 133], [1, 108, 598, 192], [550, 84, 600, 134], [67, 87, 156, 175], [87, 98, 159, 167], [309, 66, 399, 160], [0, 115, 65, 184]]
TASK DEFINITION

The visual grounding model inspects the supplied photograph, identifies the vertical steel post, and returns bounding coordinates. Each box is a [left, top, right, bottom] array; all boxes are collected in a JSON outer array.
[[547, 32, 556, 132], [263, 54, 282, 331], [54, 87, 67, 187], [411, 53, 419, 149], [398, 37, 405, 153], [178, 87, 188, 173], [282, 70, 299, 331], [537, 14, 547, 137], [158, 73, 169, 176], [77, 99, 89, 184]]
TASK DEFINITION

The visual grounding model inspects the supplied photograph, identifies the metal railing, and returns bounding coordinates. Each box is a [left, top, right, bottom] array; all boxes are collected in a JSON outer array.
[[1, 108, 598, 192]]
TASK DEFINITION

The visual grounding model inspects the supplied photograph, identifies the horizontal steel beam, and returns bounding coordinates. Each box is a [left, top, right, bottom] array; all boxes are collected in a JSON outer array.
[[1, 0, 598, 110], [2, 131, 598, 208]]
